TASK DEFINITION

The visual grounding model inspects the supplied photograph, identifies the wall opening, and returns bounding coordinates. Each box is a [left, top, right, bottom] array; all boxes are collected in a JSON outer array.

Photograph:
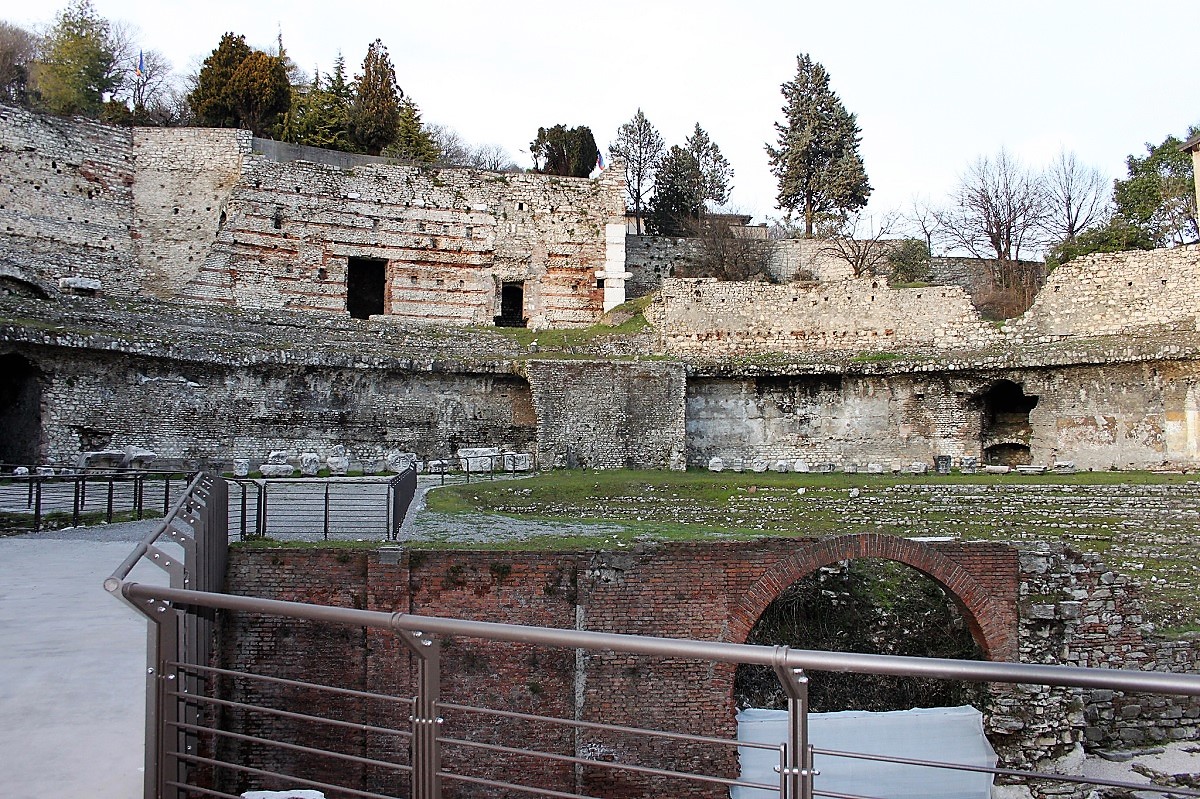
[[495, 281, 526, 327], [346, 257, 387, 319], [0, 354, 42, 464], [980, 380, 1038, 466], [734, 558, 987, 713]]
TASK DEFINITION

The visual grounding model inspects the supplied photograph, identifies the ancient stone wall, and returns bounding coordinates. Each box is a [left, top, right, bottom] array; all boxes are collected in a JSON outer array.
[[131, 127, 250, 297], [0, 104, 139, 296], [1020, 544, 1200, 749], [1005, 246, 1200, 343], [180, 152, 625, 327], [686, 361, 1200, 471], [524, 358, 687, 470], [686, 373, 982, 468], [768, 238, 855, 283], [23, 346, 536, 466], [0, 107, 626, 328], [928, 257, 1045, 303], [646, 277, 1003, 356], [623, 234, 701, 297]]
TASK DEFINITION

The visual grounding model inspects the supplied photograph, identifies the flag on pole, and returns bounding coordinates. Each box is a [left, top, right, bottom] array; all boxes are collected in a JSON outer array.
[[595, 151, 605, 171], [135, 50, 144, 79]]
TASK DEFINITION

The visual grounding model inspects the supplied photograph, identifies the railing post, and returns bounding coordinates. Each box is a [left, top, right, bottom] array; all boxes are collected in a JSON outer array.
[[137, 592, 183, 799], [107, 477, 115, 524], [72, 476, 82, 527], [773, 649, 816, 799], [33, 477, 42, 533], [323, 482, 330, 540], [400, 629, 442, 799]]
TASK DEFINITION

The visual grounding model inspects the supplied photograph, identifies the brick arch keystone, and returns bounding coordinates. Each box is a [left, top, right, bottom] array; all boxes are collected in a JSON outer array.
[[729, 534, 1015, 661]]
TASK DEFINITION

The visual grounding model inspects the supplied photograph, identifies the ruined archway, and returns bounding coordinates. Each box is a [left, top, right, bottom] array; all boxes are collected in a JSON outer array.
[[730, 535, 1015, 662], [735, 558, 988, 712], [0, 353, 42, 465], [980, 379, 1038, 466]]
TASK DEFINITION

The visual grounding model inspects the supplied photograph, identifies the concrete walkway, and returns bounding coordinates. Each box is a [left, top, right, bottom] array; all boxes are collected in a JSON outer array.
[[0, 522, 165, 799]]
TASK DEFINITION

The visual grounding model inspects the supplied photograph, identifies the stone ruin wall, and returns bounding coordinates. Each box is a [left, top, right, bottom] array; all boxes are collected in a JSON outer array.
[[686, 373, 983, 469], [646, 277, 1002, 356], [0, 106, 626, 328], [524, 359, 687, 470], [25, 345, 539, 467], [1005, 245, 1200, 343], [185, 153, 625, 327], [0, 105, 139, 295], [686, 360, 1200, 472], [1021, 544, 1200, 750], [131, 127, 250, 297]]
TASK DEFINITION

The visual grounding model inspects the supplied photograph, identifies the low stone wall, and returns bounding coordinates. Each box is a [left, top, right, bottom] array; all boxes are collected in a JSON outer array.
[[1021, 544, 1200, 749], [645, 277, 1002, 356], [1006, 246, 1200, 344]]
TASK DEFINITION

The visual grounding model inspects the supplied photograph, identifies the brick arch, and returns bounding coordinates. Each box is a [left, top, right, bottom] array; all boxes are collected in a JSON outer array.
[[729, 534, 1015, 661]]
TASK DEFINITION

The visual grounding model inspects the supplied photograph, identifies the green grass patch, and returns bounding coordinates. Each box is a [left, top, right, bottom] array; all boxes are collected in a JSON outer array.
[[473, 295, 654, 350]]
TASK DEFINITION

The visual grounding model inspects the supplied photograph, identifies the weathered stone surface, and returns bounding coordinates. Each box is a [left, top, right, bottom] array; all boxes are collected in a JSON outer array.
[[298, 452, 320, 476]]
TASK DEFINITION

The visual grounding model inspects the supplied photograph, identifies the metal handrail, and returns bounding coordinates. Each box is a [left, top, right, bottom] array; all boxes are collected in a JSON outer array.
[[108, 473, 1200, 799], [106, 580, 1200, 695]]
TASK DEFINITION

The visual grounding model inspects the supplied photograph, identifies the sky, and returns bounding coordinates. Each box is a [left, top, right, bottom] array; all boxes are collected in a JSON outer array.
[[4, 0, 1197, 236]]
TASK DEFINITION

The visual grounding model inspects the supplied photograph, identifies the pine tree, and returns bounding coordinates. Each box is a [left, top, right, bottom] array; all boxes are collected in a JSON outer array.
[[348, 39, 401, 156], [767, 54, 871, 237], [530, 125, 599, 177], [685, 123, 732, 208], [609, 109, 664, 234], [190, 33, 253, 129], [384, 98, 439, 163], [647, 145, 704, 237], [227, 50, 290, 137]]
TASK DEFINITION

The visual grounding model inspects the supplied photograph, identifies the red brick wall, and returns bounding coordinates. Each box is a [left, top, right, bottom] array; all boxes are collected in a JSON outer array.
[[218, 536, 1019, 797]]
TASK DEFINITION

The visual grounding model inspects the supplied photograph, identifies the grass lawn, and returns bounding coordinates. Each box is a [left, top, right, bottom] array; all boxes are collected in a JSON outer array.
[[426, 468, 1200, 631]]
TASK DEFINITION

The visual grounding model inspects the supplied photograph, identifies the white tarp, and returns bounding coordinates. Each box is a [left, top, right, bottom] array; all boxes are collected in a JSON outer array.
[[734, 705, 997, 799]]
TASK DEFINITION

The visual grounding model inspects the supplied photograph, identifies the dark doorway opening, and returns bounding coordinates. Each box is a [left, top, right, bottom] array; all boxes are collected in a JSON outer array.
[[495, 281, 526, 327], [346, 257, 387, 319], [0, 354, 41, 464], [980, 380, 1038, 466]]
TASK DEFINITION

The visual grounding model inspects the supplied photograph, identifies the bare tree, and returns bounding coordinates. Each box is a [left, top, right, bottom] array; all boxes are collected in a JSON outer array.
[[0, 20, 37, 104], [819, 211, 900, 277], [1043, 150, 1108, 244], [906, 195, 943, 257], [427, 123, 471, 166], [467, 142, 517, 172], [937, 149, 1046, 287], [608, 109, 664, 235]]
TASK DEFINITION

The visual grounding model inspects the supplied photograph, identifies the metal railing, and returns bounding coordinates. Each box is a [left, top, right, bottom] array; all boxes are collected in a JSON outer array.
[[107, 474, 1200, 799], [0, 465, 195, 533], [226, 465, 417, 540]]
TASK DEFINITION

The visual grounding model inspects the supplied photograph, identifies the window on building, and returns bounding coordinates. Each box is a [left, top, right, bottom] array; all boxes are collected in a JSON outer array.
[[346, 257, 387, 319]]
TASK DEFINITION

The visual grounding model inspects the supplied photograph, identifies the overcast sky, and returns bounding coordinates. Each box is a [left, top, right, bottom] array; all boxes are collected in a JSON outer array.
[[4, 0, 1197, 234]]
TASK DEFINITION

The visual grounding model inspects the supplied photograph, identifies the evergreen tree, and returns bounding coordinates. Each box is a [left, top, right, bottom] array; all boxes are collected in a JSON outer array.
[[685, 123, 733, 207], [228, 50, 289, 137], [348, 39, 401, 155], [767, 53, 871, 237], [647, 145, 704, 237], [609, 109, 664, 234], [31, 0, 120, 116], [282, 65, 353, 151], [189, 33, 253, 128], [1113, 131, 1198, 247], [530, 124, 599, 177], [384, 98, 439, 163]]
